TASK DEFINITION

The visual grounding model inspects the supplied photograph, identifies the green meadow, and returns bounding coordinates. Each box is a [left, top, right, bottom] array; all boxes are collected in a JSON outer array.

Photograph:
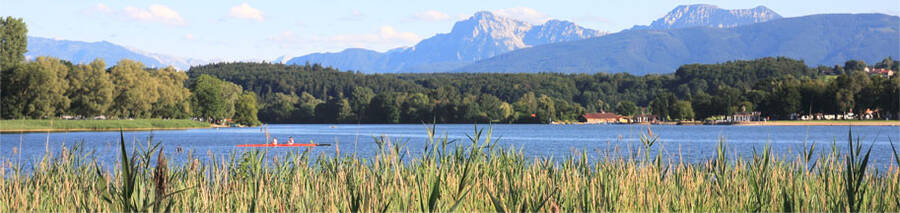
[[0, 119, 209, 132]]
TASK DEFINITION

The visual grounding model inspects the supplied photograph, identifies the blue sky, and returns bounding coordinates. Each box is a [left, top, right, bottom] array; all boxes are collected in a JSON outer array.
[[2, 0, 898, 61]]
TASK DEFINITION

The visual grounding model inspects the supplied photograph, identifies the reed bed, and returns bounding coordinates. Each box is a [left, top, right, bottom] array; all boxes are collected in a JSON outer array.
[[1, 125, 899, 212]]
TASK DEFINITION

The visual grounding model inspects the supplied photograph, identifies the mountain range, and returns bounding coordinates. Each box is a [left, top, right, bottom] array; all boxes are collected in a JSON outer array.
[[25, 36, 206, 70], [22, 4, 900, 74], [455, 13, 899, 74], [631, 4, 782, 30], [286, 4, 791, 73], [286, 11, 605, 73]]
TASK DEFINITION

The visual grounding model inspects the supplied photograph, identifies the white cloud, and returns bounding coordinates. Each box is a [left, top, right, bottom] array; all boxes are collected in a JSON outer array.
[[413, 10, 450, 22], [123, 4, 185, 26], [94, 3, 112, 13], [229, 3, 264, 21], [378, 26, 420, 42], [81, 3, 112, 15], [492, 7, 550, 24], [184, 33, 195, 40], [268, 26, 420, 52]]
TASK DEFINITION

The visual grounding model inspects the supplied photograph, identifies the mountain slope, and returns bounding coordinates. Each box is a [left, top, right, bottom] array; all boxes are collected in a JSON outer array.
[[455, 14, 900, 74], [633, 4, 782, 30], [25, 36, 204, 70], [287, 11, 604, 73]]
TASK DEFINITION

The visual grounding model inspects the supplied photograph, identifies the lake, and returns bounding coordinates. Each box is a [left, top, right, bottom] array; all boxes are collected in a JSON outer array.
[[2, 124, 899, 169]]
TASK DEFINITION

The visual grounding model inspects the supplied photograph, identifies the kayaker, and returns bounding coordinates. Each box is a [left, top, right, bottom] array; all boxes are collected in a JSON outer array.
[[272, 137, 278, 145], [288, 136, 295, 145]]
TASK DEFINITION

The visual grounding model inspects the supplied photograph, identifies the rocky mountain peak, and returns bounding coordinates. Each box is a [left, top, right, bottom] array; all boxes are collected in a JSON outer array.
[[288, 11, 605, 72], [639, 4, 782, 30]]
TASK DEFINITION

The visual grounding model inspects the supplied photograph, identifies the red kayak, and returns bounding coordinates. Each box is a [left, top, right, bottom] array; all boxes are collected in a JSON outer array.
[[236, 143, 331, 147]]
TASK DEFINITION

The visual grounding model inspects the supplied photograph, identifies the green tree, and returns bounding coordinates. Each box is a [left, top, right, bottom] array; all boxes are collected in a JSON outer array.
[[297, 92, 323, 122], [233, 91, 261, 126], [479, 94, 510, 122], [690, 93, 716, 120], [537, 94, 556, 123], [151, 66, 191, 118], [400, 93, 431, 123], [190, 74, 227, 122], [260, 92, 299, 123], [513, 92, 539, 122], [615, 101, 638, 116], [1, 57, 70, 118], [110, 59, 158, 118], [844, 60, 866, 72], [650, 92, 676, 121], [350, 87, 375, 119], [497, 102, 514, 123], [459, 95, 485, 122], [221, 81, 243, 118], [670, 100, 694, 121], [368, 93, 400, 123], [832, 72, 871, 113], [875, 57, 895, 70], [336, 98, 355, 123], [315, 97, 341, 123], [1, 16, 27, 71], [763, 84, 802, 119], [66, 59, 113, 117]]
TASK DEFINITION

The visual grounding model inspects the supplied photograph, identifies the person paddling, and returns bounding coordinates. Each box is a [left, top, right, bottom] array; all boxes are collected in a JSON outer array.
[[288, 136, 295, 145]]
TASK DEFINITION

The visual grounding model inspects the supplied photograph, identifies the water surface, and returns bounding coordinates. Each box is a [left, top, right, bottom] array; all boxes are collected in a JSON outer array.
[[2, 124, 899, 168]]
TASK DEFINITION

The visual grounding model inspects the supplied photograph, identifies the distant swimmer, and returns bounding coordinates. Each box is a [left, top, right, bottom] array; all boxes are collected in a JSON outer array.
[[272, 137, 278, 145], [288, 136, 295, 145]]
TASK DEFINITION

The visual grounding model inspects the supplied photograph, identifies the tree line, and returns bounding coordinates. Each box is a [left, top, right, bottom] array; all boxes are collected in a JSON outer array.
[[0, 17, 260, 125], [3, 16, 898, 124], [189, 57, 899, 123]]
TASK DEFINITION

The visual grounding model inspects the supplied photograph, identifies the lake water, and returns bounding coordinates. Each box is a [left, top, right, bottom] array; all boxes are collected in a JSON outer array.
[[2, 124, 899, 169]]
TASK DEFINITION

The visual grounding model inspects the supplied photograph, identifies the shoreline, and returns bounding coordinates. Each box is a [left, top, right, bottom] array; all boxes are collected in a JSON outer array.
[[0, 126, 212, 133], [555, 120, 900, 126], [0, 119, 213, 133], [734, 121, 900, 126]]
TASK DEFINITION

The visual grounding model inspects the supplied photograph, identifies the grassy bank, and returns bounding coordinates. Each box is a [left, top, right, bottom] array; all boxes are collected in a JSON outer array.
[[1, 126, 898, 211], [0, 119, 210, 132]]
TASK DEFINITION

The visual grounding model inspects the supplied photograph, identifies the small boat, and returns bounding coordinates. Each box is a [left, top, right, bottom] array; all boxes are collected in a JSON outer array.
[[236, 143, 331, 147]]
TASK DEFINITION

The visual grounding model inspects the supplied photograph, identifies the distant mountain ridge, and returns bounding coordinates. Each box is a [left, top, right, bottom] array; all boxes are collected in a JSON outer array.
[[632, 4, 782, 30], [286, 11, 605, 73], [25, 5, 896, 75], [455, 13, 900, 74], [25, 36, 204, 70]]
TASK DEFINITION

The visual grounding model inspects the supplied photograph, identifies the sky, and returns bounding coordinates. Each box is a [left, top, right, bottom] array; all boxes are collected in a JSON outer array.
[[2, 0, 898, 62]]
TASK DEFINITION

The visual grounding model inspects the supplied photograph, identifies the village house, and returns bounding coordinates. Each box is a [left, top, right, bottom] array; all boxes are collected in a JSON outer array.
[[727, 112, 761, 122], [581, 112, 626, 124], [864, 67, 895, 77], [632, 114, 658, 123]]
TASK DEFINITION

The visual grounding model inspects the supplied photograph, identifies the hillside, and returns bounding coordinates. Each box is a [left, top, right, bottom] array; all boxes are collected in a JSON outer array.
[[455, 14, 900, 74]]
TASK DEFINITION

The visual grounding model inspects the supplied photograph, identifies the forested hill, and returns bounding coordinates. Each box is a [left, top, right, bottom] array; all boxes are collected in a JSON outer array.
[[188, 57, 899, 124], [455, 13, 900, 74]]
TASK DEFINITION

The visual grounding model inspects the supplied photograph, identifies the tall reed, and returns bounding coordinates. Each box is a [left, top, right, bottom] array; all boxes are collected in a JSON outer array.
[[1, 126, 898, 211]]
